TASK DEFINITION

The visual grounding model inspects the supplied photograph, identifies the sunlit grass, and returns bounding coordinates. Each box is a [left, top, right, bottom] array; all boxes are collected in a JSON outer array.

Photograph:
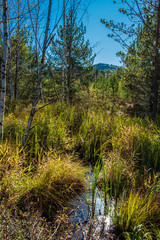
[[112, 188, 160, 239], [1, 152, 86, 216], [1, 96, 160, 239]]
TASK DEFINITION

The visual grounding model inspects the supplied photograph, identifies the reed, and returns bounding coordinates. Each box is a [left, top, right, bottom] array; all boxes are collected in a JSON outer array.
[[123, 224, 152, 240], [102, 158, 108, 209], [92, 159, 101, 218], [113, 189, 160, 238], [1, 98, 160, 238]]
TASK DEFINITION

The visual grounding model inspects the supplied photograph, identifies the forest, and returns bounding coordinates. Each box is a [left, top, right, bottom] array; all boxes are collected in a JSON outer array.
[[0, 0, 160, 239]]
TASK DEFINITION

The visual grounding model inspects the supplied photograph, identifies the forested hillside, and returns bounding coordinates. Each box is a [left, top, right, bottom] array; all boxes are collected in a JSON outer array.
[[0, 0, 160, 239], [94, 63, 118, 71]]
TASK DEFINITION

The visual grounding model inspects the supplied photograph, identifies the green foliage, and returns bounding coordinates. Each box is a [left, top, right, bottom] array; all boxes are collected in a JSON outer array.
[[1, 95, 160, 238], [1, 150, 86, 215], [76, 109, 113, 161], [113, 188, 160, 239], [123, 225, 151, 240], [101, 0, 160, 117], [6, 30, 37, 101], [49, 9, 95, 99]]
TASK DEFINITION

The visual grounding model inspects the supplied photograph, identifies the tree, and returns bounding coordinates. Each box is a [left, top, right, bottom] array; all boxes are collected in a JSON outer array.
[[15, 0, 20, 100], [153, 0, 160, 120], [6, 0, 29, 101], [5, 28, 38, 102], [108, 72, 120, 98], [117, 28, 154, 112], [101, 0, 160, 120], [0, 0, 8, 140], [8, 3, 13, 101], [22, 0, 53, 145], [50, 9, 95, 102], [62, 0, 68, 104]]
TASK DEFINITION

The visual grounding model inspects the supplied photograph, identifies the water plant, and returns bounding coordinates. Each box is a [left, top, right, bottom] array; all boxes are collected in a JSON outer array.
[[102, 157, 108, 210], [112, 189, 160, 239], [92, 159, 101, 218], [123, 224, 152, 240], [1, 97, 160, 239]]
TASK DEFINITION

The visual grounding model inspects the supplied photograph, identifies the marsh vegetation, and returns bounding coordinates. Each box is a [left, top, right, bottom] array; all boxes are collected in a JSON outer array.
[[1, 88, 160, 239], [1, 0, 160, 239]]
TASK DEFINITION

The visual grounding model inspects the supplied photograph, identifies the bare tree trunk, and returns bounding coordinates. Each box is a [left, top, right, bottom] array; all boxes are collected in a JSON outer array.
[[22, 0, 52, 146], [62, 0, 68, 104], [8, 15, 13, 101], [151, 0, 160, 121], [27, 0, 44, 102], [68, 5, 73, 103], [0, 0, 8, 141], [36, 0, 44, 102], [35, 0, 39, 78], [15, 0, 20, 100]]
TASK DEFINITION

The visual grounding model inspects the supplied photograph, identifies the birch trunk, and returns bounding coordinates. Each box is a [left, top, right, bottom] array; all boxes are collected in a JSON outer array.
[[22, 0, 52, 146], [0, 0, 8, 141], [8, 15, 13, 101]]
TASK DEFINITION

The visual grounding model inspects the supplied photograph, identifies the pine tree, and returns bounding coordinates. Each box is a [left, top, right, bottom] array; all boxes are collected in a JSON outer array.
[[50, 9, 95, 102], [101, 0, 160, 119]]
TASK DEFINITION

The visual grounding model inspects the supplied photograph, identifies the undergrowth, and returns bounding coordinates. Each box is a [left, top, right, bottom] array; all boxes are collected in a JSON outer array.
[[1, 96, 160, 239]]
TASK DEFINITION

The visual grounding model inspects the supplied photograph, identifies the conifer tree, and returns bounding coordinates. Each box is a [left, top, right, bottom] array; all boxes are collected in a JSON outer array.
[[50, 9, 95, 102], [101, 0, 160, 119]]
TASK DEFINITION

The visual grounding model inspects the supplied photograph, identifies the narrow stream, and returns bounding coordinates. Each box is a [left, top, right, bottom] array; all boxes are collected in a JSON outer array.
[[54, 168, 116, 240]]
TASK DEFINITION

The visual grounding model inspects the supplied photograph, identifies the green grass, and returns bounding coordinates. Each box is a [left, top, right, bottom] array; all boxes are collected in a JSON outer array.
[[1, 94, 160, 239], [1, 151, 86, 216], [123, 225, 152, 240], [112, 187, 160, 239]]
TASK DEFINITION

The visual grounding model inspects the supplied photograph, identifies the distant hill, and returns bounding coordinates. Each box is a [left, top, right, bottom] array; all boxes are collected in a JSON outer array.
[[93, 63, 119, 71]]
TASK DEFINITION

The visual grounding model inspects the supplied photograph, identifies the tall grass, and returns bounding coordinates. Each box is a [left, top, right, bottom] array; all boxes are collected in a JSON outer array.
[[101, 158, 108, 209], [1, 98, 160, 238], [76, 109, 113, 161], [113, 188, 160, 239], [123, 225, 152, 240], [1, 151, 86, 216]]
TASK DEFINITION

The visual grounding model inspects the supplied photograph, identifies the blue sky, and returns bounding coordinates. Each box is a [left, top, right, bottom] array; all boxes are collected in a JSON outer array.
[[82, 0, 129, 66], [42, 0, 131, 66]]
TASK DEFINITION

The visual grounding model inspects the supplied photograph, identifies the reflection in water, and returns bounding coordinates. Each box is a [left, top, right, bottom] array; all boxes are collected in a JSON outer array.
[[55, 169, 116, 239]]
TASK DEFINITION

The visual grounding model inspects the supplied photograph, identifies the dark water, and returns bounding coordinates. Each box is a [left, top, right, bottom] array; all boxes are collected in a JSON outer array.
[[54, 169, 116, 240]]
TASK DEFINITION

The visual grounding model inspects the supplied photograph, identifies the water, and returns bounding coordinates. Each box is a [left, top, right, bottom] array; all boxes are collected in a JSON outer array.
[[54, 169, 116, 239]]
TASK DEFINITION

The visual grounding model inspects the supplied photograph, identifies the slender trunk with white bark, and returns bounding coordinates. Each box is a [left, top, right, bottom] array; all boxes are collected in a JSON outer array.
[[0, 0, 8, 141], [22, 0, 52, 146], [8, 16, 13, 101]]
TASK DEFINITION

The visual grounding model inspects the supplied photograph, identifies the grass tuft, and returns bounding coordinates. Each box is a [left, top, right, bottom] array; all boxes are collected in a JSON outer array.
[[1, 152, 86, 217]]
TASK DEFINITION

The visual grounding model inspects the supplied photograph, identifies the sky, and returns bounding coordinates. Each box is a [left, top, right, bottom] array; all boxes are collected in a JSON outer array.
[[82, 0, 130, 66], [40, 0, 131, 67]]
